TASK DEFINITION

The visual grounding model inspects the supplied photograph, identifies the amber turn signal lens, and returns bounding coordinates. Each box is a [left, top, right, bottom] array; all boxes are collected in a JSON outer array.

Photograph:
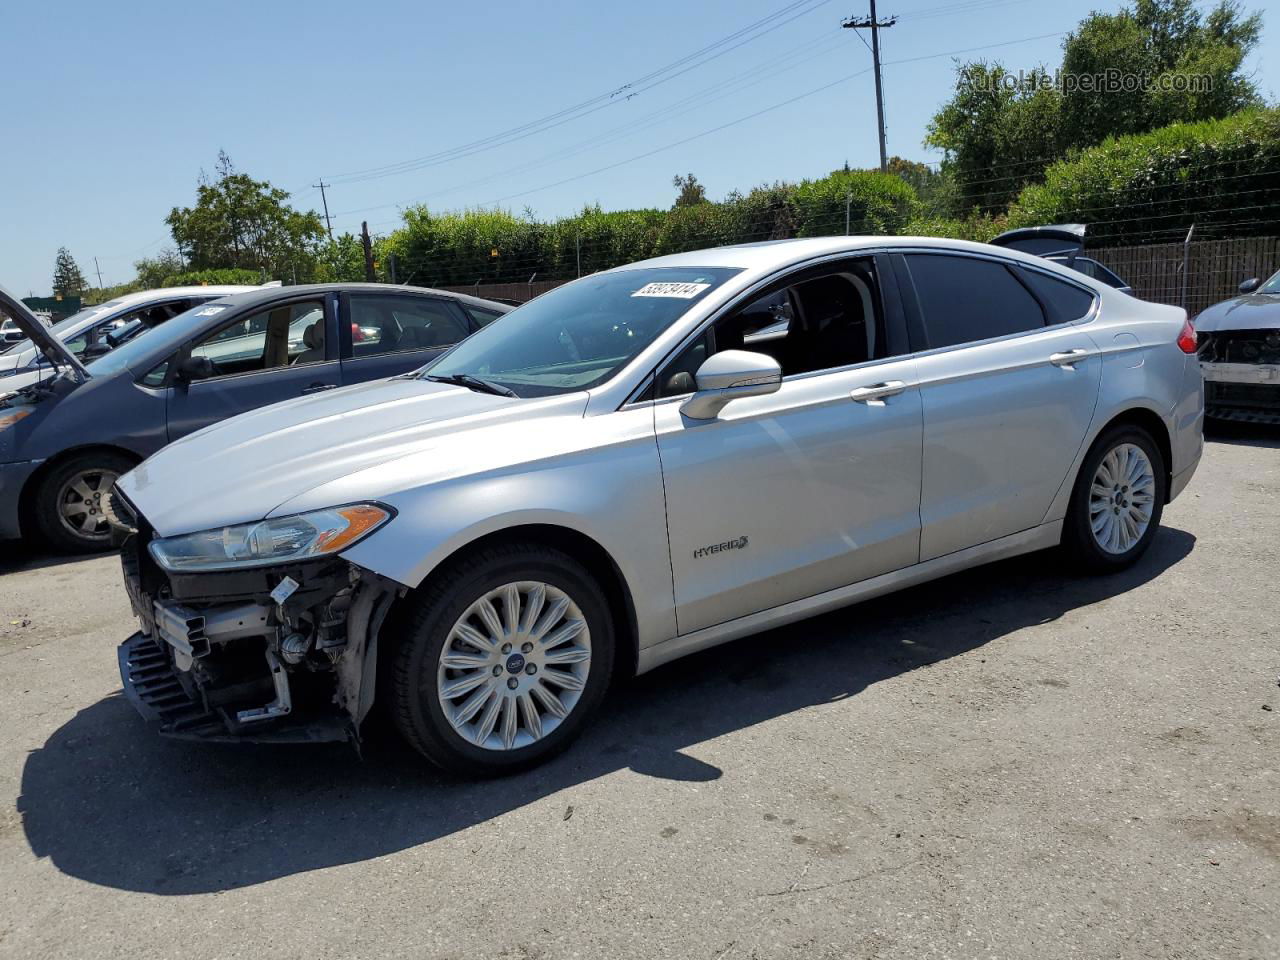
[[315, 504, 390, 553]]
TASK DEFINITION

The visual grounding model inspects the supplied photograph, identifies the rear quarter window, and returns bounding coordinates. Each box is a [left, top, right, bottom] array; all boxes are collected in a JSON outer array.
[[1018, 268, 1097, 324]]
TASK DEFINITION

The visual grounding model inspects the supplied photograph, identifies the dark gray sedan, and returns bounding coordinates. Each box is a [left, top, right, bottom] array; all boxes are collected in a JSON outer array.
[[0, 283, 509, 552]]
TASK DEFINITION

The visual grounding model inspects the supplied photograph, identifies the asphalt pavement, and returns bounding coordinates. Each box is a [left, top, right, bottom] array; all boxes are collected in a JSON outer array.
[[1, 425, 1277, 960]]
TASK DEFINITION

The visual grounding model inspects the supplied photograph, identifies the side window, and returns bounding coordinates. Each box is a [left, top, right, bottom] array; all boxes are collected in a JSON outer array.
[[350, 296, 469, 357], [465, 305, 506, 328], [905, 254, 1045, 350], [189, 300, 326, 378], [657, 258, 886, 397], [1018, 268, 1097, 324]]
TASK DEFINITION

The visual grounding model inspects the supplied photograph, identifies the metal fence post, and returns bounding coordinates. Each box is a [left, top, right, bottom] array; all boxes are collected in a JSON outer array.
[[1181, 223, 1195, 312]]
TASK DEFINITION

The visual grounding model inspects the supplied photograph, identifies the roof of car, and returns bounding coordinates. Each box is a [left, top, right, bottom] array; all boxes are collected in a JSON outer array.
[[200, 282, 511, 311], [617, 235, 1101, 283], [100, 285, 261, 307]]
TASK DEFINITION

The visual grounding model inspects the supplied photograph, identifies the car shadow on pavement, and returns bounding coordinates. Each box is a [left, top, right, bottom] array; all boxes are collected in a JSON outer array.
[[19, 528, 1195, 895], [0, 541, 116, 574], [1204, 419, 1280, 449]]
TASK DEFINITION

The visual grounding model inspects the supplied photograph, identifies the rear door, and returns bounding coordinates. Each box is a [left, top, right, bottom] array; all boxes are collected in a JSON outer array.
[[164, 294, 341, 441], [340, 293, 473, 385], [896, 252, 1102, 560]]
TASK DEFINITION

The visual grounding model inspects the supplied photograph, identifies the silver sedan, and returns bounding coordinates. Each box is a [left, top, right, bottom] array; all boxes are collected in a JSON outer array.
[[112, 236, 1204, 774]]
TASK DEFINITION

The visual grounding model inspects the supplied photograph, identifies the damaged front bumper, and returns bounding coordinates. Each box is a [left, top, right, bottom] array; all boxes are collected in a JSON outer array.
[[1199, 332, 1280, 424], [115, 523, 400, 745]]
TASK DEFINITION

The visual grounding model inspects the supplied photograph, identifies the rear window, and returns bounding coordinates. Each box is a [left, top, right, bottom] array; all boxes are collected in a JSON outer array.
[[905, 254, 1045, 349], [1019, 268, 1097, 324]]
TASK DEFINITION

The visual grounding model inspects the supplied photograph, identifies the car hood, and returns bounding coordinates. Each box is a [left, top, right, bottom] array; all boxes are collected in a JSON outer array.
[[119, 376, 589, 537], [1193, 293, 1280, 332], [0, 286, 88, 381]]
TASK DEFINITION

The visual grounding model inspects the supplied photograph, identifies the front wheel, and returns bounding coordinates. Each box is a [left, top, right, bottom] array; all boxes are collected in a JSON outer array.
[[1062, 424, 1166, 572], [388, 542, 615, 775], [33, 453, 135, 554]]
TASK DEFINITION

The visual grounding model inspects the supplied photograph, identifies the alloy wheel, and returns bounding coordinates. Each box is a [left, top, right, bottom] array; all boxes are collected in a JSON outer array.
[[56, 467, 120, 543], [1088, 442, 1156, 555], [436, 581, 592, 751]]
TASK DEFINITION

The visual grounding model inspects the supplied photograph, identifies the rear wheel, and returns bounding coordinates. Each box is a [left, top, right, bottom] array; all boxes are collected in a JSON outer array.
[[388, 542, 614, 775], [1062, 424, 1166, 572], [34, 452, 134, 554]]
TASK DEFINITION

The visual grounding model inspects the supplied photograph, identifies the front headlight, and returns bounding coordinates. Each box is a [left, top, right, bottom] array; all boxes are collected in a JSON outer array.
[[148, 503, 393, 572]]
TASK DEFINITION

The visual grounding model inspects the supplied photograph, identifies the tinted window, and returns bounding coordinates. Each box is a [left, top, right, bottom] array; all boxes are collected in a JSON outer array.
[[465, 305, 506, 328], [1019, 268, 1096, 323], [350, 296, 468, 357], [906, 254, 1044, 349]]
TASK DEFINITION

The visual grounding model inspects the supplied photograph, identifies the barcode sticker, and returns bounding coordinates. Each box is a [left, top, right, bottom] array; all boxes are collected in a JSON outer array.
[[631, 282, 712, 299]]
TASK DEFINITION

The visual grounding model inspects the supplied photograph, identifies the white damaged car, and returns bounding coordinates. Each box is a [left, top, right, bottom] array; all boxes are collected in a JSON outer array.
[[108, 237, 1204, 774]]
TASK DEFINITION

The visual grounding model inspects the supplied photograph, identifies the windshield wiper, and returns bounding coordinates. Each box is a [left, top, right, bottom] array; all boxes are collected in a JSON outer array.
[[426, 373, 517, 398]]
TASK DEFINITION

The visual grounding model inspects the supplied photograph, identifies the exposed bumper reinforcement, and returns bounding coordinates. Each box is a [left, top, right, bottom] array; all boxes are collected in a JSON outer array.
[[117, 632, 351, 745]]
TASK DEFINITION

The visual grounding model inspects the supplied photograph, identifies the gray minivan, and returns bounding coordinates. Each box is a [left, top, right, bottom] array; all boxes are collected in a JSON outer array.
[[0, 283, 509, 553]]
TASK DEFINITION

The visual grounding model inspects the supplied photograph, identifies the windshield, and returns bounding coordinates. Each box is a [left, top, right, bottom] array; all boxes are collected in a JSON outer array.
[[2, 301, 120, 356], [1259, 269, 1280, 295], [86, 299, 236, 378], [423, 267, 740, 397]]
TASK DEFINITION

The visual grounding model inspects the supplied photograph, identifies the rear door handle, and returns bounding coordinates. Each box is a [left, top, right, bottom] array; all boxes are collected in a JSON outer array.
[[1049, 348, 1090, 367], [302, 382, 338, 395], [850, 380, 906, 403]]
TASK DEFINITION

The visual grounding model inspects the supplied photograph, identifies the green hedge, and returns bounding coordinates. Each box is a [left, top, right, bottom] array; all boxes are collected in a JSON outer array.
[[1008, 108, 1280, 244], [386, 171, 920, 284]]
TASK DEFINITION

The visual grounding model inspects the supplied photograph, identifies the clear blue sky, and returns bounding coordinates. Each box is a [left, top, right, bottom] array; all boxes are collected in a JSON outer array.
[[1, 0, 1274, 295]]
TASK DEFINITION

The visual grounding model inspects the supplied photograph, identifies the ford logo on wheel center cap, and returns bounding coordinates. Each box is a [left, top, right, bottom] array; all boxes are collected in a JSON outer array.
[[505, 653, 526, 674]]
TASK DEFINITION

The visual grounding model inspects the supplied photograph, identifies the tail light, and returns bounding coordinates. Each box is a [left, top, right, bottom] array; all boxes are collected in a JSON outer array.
[[1176, 318, 1197, 354]]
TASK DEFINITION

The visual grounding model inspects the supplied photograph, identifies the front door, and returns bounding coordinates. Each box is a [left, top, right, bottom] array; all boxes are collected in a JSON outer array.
[[653, 256, 923, 635], [165, 295, 341, 441]]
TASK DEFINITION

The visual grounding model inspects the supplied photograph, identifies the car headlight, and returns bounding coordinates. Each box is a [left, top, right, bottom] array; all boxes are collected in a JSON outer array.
[[148, 503, 393, 572]]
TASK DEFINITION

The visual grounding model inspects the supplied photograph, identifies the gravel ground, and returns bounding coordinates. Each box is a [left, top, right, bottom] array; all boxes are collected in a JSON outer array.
[[0, 426, 1276, 960]]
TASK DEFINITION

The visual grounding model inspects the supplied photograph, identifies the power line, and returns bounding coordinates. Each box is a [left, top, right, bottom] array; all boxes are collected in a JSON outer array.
[[322, 0, 837, 187]]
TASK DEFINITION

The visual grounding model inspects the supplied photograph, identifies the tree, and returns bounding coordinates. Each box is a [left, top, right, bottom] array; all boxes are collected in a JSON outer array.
[[1059, 0, 1262, 150], [925, 0, 1262, 215], [925, 63, 1062, 214], [672, 173, 708, 208], [134, 250, 186, 288], [165, 151, 326, 282], [52, 247, 88, 297]]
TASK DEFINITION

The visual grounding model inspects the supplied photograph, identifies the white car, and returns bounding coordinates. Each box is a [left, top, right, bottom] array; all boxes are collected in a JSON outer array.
[[0, 285, 266, 379], [109, 237, 1204, 775], [1, 317, 25, 346]]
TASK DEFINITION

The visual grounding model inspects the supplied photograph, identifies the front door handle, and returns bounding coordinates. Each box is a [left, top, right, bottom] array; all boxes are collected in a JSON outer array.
[[1049, 348, 1090, 367], [302, 382, 338, 395], [850, 380, 906, 403]]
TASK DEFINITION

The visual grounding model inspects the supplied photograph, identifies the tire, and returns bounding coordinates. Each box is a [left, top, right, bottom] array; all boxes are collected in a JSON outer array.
[[33, 452, 135, 554], [1062, 423, 1166, 573], [388, 541, 615, 775]]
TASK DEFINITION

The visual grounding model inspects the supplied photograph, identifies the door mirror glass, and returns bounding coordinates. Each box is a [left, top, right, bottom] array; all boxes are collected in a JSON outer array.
[[177, 354, 216, 381], [1239, 277, 1261, 294], [680, 350, 782, 420]]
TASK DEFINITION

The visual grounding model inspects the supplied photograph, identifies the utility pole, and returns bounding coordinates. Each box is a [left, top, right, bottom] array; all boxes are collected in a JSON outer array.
[[361, 221, 375, 281], [93, 257, 104, 288], [843, 2, 896, 173], [314, 180, 334, 241]]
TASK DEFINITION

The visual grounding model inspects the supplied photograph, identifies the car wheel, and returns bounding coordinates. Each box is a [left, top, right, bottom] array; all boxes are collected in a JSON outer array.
[[33, 452, 135, 554], [1062, 423, 1166, 572], [389, 541, 615, 775]]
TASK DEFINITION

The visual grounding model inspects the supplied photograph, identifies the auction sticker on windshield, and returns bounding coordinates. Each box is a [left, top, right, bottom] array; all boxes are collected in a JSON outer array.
[[194, 306, 227, 317], [631, 281, 712, 299]]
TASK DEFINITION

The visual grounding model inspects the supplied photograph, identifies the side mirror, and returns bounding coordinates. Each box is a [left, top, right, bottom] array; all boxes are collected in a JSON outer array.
[[176, 354, 215, 382], [1239, 277, 1261, 294], [680, 349, 782, 420], [81, 342, 111, 361]]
